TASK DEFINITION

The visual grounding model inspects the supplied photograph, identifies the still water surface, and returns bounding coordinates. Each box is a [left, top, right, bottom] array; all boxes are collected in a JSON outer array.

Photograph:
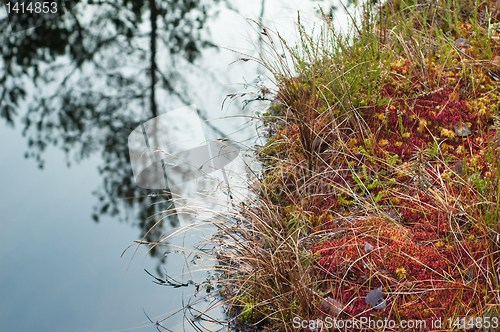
[[0, 1, 349, 331]]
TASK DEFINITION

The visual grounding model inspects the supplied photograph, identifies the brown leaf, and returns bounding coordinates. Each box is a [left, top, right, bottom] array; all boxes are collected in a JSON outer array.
[[455, 38, 470, 48], [320, 297, 342, 316], [454, 160, 468, 175], [492, 55, 500, 67], [453, 121, 472, 137], [365, 287, 386, 310], [449, 91, 460, 102]]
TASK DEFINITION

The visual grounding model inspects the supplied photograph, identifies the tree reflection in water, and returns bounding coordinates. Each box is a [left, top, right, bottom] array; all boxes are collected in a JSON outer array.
[[0, 0, 235, 260]]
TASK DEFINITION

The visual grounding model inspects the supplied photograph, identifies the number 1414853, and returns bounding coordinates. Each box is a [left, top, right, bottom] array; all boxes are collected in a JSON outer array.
[[5, 1, 58, 14]]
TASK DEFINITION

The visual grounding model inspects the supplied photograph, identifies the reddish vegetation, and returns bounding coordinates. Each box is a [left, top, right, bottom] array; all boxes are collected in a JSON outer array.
[[249, 1, 500, 329], [260, 51, 500, 328]]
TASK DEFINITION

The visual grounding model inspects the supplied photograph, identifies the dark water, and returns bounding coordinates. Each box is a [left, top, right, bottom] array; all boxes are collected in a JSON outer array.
[[0, 1, 347, 331]]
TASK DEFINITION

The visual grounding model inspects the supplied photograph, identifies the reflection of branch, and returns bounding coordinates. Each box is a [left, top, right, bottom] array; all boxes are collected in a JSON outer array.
[[91, 36, 119, 55], [143, 308, 172, 332], [0, 74, 6, 106], [144, 269, 190, 288], [150, 0, 158, 118]]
